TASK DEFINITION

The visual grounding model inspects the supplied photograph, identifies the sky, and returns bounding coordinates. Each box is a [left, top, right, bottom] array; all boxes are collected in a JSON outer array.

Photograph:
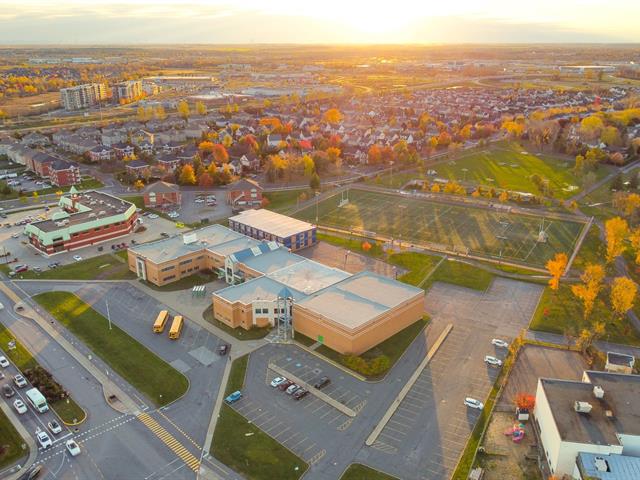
[[0, 0, 639, 44]]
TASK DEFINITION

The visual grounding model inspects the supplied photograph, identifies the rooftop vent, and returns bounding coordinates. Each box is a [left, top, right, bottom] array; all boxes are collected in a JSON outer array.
[[594, 457, 609, 472], [575, 401, 593, 414], [183, 233, 198, 245], [605, 409, 615, 418], [98, 211, 106, 216], [593, 386, 605, 399]]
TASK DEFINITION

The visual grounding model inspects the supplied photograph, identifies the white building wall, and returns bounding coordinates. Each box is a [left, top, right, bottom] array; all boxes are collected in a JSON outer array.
[[534, 380, 563, 475], [619, 434, 640, 456]]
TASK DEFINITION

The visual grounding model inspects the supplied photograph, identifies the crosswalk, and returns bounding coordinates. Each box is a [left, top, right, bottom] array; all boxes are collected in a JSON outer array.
[[137, 413, 200, 473]]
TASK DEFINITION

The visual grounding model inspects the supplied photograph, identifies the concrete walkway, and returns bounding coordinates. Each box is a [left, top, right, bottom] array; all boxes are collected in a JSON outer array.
[[0, 281, 140, 415], [526, 329, 640, 358], [0, 402, 37, 480]]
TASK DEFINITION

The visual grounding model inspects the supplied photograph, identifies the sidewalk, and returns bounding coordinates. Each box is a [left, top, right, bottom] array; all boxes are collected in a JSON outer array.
[[0, 281, 140, 415], [525, 329, 640, 358]]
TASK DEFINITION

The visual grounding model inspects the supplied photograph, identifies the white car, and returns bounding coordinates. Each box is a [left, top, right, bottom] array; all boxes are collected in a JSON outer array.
[[36, 430, 53, 449], [66, 439, 81, 457], [286, 384, 300, 395], [491, 338, 509, 349], [484, 355, 503, 367], [194, 198, 205, 204], [148, 214, 159, 219], [13, 399, 27, 414], [0, 356, 9, 368], [270, 376, 287, 388], [48, 420, 63, 435], [464, 397, 484, 410], [0, 302, 4, 310], [13, 374, 27, 388], [73, 255, 83, 262], [11, 233, 19, 238]]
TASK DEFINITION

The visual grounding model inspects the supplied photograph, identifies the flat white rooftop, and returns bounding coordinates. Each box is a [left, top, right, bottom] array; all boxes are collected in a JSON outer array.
[[229, 209, 315, 239], [267, 259, 350, 295]]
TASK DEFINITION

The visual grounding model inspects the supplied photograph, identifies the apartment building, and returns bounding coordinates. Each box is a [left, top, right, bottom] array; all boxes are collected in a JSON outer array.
[[60, 83, 107, 111]]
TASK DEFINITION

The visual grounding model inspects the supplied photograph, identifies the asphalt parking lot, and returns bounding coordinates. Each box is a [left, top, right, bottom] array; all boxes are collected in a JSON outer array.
[[0, 207, 178, 271], [360, 278, 543, 480], [178, 190, 232, 224], [234, 343, 374, 468]]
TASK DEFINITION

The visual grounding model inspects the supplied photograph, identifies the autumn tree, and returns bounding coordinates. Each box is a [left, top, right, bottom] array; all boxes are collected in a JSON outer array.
[[546, 252, 568, 291], [309, 172, 321, 191], [198, 141, 215, 154], [515, 393, 536, 410], [580, 115, 604, 140], [179, 164, 196, 185], [195, 101, 207, 116], [575, 322, 605, 353], [498, 190, 509, 202], [629, 227, 640, 264], [198, 172, 213, 188], [610, 277, 638, 319], [177, 100, 190, 120], [322, 108, 343, 125], [303, 155, 315, 177], [133, 179, 145, 191], [153, 105, 166, 120], [605, 216, 629, 263], [211, 144, 229, 164], [367, 144, 382, 165], [571, 264, 605, 319]]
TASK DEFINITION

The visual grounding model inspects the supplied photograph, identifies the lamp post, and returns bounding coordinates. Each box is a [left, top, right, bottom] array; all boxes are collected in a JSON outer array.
[[105, 298, 112, 331]]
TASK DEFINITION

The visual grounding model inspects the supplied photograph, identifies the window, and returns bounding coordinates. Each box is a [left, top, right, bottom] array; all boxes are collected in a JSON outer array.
[[179, 259, 192, 265], [161, 265, 175, 272], [164, 275, 175, 281], [254, 308, 260, 314]]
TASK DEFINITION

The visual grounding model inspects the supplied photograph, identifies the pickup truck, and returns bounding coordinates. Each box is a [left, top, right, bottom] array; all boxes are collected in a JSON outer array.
[[224, 391, 242, 404]]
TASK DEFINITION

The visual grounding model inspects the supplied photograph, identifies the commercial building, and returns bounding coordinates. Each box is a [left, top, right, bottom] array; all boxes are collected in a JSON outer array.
[[534, 371, 640, 479], [25, 189, 137, 255], [228, 209, 316, 251], [60, 83, 107, 111], [143, 181, 181, 208], [114, 80, 143, 102], [128, 220, 425, 355]]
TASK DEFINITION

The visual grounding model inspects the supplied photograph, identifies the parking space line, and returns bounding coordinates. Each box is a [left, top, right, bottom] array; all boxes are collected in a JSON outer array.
[[302, 443, 317, 454], [327, 412, 344, 425], [379, 432, 403, 443], [264, 421, 283, 434], [384, 426, 407, 436], [388, 419, 411, 429], [289, 436, 309, 450], [273, 426, 291, 439]]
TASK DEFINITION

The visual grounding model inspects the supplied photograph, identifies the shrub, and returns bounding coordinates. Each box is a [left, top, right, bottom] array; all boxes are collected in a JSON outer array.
[[341, 354, 391, 376]]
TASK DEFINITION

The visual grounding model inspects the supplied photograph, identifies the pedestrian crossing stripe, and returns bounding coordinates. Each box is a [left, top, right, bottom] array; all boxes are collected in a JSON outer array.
[[138, 413, 200, 472]]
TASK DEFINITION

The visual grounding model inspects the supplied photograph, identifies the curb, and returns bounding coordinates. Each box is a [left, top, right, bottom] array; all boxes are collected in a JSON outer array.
[[0, 402, 37, 480]]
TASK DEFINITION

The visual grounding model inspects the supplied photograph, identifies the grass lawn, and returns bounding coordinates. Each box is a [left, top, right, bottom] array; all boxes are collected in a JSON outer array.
[[570, 225, 605, 273], [122, 195, 145, 209], [316, 317, 429, 380], [212, 355, 308, 480], [317, 232, 386, 258], [340, 464, 399, 480], [33, 292, 189, 406], [434, 142, 609, 199], [203, 306, 271, 341], [36, 177, 104, 196], [422, 259, 495, 292], [141, 271, 218, 292], [14, 254, 135, 281], [389, 251, 440, 286], [264, 189, 309, 213], [0, 322, 84, 424], [295, 188, 584, 268], [529, 285, 640, 346], [0, 409, 26, 470], [366, 171, 422, 189]]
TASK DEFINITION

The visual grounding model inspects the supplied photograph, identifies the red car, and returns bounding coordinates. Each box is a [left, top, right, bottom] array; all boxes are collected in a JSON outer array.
[[278, 380, 294, 391]]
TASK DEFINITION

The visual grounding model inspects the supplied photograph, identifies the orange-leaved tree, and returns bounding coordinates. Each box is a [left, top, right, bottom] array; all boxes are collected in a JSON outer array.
[[610, 276, 638, 319], [546, 252, 568, 291], [571, 263, 605, 319], [605, 216, 629, 264]]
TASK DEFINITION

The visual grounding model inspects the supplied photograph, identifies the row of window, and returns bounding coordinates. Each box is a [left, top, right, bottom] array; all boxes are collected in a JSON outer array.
[[254, 307, 286, 315]]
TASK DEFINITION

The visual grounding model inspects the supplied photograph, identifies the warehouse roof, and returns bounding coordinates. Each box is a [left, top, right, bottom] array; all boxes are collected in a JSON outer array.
[[577, 452, 640, 480], [240, 247, 306, 275], [295, 271, 424, 331], [214, 276, 306, 305], [229, 209, 314, 238]]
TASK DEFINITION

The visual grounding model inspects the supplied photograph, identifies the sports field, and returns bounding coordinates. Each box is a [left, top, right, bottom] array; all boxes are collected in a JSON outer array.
[[294, 189, 585, 267]]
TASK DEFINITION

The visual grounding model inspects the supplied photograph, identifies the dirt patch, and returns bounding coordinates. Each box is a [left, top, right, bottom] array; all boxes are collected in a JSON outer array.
[[479, 411, 542, 480]]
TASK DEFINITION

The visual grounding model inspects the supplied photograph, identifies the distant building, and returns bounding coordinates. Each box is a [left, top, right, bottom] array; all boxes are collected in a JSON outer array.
[[228, 209, 316, 251], [60, 83, 107, 111], [605, 352, 635, 374], [24, 189, 137, 255], [114, 80, 143, 102], [143, 181, 181, 208], [49, 160, 81, 187], [227, 178, 263, 210]]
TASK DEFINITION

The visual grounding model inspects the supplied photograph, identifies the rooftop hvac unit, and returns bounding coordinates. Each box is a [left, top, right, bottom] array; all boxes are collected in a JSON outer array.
[[575, 401, 593, 414], [183, 233, 198, 245], [594, 457, 609, 472], [98, 211, 106, 216], [88, 213, 96, 218], [593, 386, 605, 399]]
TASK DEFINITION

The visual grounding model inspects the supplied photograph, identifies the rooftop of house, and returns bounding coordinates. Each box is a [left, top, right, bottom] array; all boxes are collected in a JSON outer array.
[[295, 270, 424, 331], [577, 452, 640, 480], [144, 181, 180, 194], [229, 208, 314, 238]]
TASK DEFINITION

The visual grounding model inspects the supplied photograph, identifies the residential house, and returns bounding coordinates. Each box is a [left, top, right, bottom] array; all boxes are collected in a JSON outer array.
[[101, 128, 127, 147], [125, 160, 150, 178], [112, 143, 135, 159], [88, 145, 112, 162], [227, 178, 263, 209], [20, 132, 49, 148], [143, 181, 182, 207], [156, 153, 181, 172]]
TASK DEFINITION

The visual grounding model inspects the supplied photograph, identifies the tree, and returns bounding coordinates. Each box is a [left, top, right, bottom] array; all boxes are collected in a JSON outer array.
[[198, 172, 213, 188], [211, 144, 229, 163], [580, 115, 604, 140], [367, 144, 382, 165], [515, 393, 536, 410], [302, 155, 315, 177], [322, 108, 343, 125], [571, 264, 605, 319], [198, 141, 215, 154], [575, 322, 605, 353], [195, 101, 207, 116], [153, 105, 166, 120], [133, 179, 145, 191], [601, 126, 621, 147], [309, 172, 321, 191], [610, 277, 637, 319], [326, 147, 341, 163], [498, 190, 509, 202], [630, 227, 640, 264], [177, 100, 190, 120], [605, 217, 629, 263], [179, 164, 196, 185], [546, 252, 568, 291]]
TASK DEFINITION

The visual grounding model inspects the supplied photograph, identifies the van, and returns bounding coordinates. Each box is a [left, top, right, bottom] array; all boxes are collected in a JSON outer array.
[[168, 315, 183, 340], [25, 387, 49, 413], [153, 310, 169, 333]]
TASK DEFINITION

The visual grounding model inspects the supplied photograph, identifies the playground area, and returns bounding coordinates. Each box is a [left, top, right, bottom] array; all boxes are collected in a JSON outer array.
[[294, 188, 586, 268]]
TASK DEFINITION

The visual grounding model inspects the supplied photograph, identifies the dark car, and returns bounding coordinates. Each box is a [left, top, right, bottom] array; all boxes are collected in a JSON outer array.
[[293, 388, 308, 400], [278, 380, 294, 391], [160, 232, 170, 238], [313, 376, 330, 390], [19, 465, 42, 480], [3, 384, 15, 398], [218, 344, 229, 356]]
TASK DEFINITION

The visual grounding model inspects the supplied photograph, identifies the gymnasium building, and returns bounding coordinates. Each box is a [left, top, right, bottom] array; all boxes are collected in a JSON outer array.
[[127, 220, 425, 355], [228, 209, 316, 251], [25, 188, 138, 255]]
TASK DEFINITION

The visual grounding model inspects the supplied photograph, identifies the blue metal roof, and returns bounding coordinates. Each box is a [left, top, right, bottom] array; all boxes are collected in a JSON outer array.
[[578, 452, 640, 480]]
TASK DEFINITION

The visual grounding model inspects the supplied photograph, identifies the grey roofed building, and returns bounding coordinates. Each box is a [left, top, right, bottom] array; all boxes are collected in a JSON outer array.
[[214, 275, 307, 305], [576, 452, 640, 480]]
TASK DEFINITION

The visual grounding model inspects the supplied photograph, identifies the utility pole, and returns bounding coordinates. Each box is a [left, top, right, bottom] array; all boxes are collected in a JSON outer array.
[[105, 298, 112, 331]]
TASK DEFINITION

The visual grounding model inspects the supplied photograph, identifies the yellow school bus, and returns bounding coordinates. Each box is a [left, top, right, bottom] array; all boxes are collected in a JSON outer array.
[[153, 310, 169, 333], [168, 316, 184, 340]]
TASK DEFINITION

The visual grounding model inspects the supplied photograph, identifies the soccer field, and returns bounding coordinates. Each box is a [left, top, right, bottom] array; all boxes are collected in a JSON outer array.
[[295, 189, 586, 267]]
